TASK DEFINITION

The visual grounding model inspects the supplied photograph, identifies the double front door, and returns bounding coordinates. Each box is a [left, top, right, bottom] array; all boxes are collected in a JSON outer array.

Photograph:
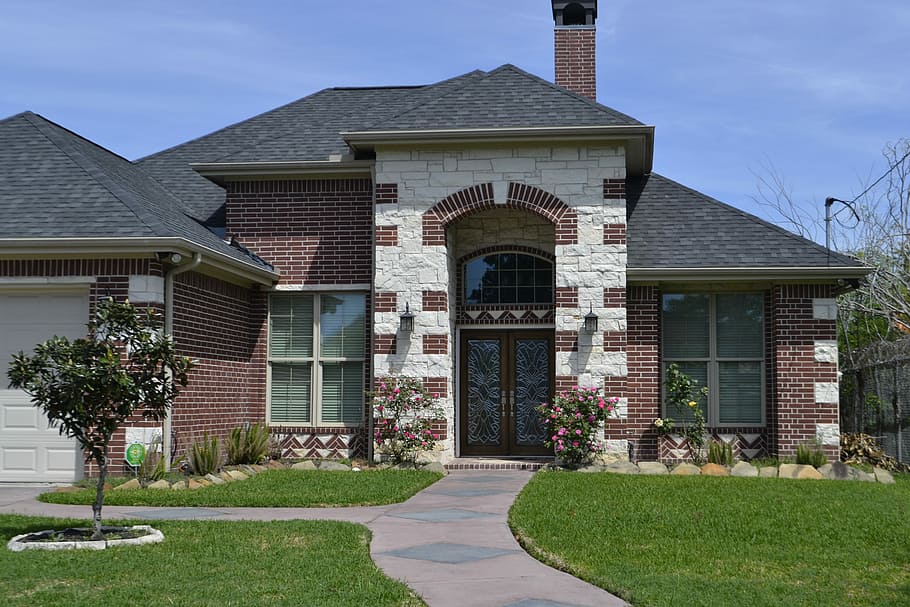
[[459, 330, 553, 456]]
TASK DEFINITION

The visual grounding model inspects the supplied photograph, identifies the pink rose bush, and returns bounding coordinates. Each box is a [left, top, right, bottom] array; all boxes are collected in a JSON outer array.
[[373, 376, 444, 465], [537, 386, 619, 467]]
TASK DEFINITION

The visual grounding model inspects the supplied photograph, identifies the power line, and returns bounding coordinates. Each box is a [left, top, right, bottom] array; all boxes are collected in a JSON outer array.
[[848, 146, 910, 204]]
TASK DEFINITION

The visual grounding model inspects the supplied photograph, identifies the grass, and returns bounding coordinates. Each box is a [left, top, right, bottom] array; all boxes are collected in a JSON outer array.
[[510, 472, 910, 607], [0, 515, 423, 607], [40, 469, 442, 508]]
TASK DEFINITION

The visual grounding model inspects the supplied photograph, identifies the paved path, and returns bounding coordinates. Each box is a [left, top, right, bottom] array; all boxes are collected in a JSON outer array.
[[0, 471, 627, 607]]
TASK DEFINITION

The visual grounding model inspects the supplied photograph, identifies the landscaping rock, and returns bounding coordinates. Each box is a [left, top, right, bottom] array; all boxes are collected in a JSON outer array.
[[873, 467, 896, 484], [318, 461, 351, 472], [605, 461, 639, 475], [251, 464, 268, 473], [671, 463, 701, 475], [267, 459, 286, 470], [239, 465, 258, 477], [819, 461, 854, 480], [170, 480, 186, 490], [291, 460, 318, 471], [147, 480, 171, 490], [421, 462, 446, 474], [197, 478, 212, 487], [220, 471, 235, 483], [576, 464, 606, 473], [855, 469, 876, 482], [700, 463, 729, 476], [205, 473, 225, 485], [759, 466, 778, 478], [731, 462, 758, 477], [638, 461, 668, 475], [113, 478, 141, 491], [186, 479, 204, 490], [227, 470, 249, 481], [779, 464, 823, 480]]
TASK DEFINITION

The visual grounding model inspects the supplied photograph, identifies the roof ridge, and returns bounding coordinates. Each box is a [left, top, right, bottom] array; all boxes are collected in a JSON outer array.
[[357, 69, 490, 131], [24, 113, 173, 237], [646, 172, 862, 267], [491, 64, 643, 125], [135, 86, 340, 163]]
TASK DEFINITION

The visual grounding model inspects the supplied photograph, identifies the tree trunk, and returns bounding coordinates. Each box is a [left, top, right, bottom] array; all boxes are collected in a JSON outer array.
[[91, 448, 108, 541]]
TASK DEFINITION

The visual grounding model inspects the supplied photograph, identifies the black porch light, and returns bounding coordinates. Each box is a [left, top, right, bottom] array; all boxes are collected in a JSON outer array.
[[583, 303, 599, 334], [399, 302, 415, 333]]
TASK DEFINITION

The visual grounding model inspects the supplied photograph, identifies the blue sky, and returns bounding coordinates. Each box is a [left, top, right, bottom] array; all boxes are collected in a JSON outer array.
[[2, 1, 907, 238]]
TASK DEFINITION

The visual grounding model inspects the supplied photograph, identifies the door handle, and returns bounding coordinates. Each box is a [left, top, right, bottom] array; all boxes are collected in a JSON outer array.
[[501, 390, 507, 418], [509, 390, 515, 418]]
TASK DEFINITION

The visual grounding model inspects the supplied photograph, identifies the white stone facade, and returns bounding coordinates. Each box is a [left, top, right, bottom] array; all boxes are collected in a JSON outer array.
[[373, 143, 627, 457]]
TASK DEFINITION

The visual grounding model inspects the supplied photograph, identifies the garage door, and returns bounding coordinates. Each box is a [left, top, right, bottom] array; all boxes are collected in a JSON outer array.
[[1, 291, 88, 482]]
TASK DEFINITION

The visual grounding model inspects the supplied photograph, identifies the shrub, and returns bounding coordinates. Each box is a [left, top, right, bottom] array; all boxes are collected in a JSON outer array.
[[708, 440, 734, 466], [373, 376, 444, 465], [796, 442, 827, 467], [538, 386, 618, 467], [191, 434, 221, 476], [664, 363, 710, 464], [227, 423, 270, 465]]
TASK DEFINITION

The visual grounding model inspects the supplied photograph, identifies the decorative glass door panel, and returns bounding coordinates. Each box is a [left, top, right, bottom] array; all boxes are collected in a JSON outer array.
[[460, 331, 553, 456]]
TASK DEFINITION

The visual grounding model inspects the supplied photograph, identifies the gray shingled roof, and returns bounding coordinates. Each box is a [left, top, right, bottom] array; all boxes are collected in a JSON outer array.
[[137, 65, 642, 224], [626, 173, 864, 269], [0, 112, 272, 272], [361, 64, 641, 131]]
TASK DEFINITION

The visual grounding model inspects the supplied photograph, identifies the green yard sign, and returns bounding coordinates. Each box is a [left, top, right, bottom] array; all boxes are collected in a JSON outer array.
[[125, 442, 146, 467]]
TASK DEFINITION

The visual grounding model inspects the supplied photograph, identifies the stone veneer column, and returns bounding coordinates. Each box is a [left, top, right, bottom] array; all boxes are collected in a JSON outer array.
[[772, 285, 840, 460], [374, 145, 627, 459]]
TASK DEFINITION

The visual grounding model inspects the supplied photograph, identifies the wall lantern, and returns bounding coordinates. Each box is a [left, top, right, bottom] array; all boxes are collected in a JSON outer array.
[[399, 302, 415, 333], [583, 303, 599, 334]]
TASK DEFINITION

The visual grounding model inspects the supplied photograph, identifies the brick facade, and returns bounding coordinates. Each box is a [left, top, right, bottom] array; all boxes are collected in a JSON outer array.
[[225, 178, 372, 284], [227, 178, 375, 459]]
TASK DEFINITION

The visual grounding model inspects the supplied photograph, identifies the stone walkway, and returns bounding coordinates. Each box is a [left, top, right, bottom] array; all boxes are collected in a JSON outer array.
[[0, 471, 627, 607]]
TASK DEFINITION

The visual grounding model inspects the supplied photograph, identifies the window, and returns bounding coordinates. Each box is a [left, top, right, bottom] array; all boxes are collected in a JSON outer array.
[[464, 252, 553, 305], [662, 293, 764, 426], [268, 292, 366, 426]]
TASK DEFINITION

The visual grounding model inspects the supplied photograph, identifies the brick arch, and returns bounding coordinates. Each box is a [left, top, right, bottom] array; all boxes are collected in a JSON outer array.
[[421, 183, 577, 245]]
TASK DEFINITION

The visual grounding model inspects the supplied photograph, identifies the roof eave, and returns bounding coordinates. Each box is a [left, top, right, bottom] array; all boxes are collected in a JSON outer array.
[[191, 159, 375, 186], [0, 237, 278, 286], [342, 125, 655, 176], [628, 265, 871, 283]]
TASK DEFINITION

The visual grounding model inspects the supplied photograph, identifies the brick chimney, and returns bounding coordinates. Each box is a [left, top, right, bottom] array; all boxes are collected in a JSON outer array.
[[552, 1, 597, 101]]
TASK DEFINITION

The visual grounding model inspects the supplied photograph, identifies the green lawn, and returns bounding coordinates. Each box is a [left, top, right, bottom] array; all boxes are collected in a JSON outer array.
[[510, 472, 910, 607], [0, 515, 422, 607], [40, 469, 441, 508]]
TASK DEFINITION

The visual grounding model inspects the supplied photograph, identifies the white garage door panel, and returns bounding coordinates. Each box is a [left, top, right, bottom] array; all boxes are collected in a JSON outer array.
[[1, 292, 87, 482]]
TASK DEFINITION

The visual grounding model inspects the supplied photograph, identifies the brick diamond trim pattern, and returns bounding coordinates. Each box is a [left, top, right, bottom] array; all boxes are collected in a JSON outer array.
[[274, 431, 362, 459], [658, 431, 767, 464]]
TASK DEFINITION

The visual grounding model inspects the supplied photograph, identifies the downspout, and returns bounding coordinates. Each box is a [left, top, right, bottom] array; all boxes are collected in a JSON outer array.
[[163, 252, 202, 470], [368, 166, 377, 465]]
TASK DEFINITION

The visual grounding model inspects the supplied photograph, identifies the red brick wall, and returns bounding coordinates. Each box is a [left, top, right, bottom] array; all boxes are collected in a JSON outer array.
[[169, 271, 263, 461], [555, 27, 596, 101], [226, 178, 373, 285], [771, 284, 839, 459]]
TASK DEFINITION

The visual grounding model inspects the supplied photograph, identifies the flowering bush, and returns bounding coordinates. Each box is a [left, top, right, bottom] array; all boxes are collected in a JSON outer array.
[[537, 386, 618, 467], [665, 363, 709, 463], [653, 417, 675, 435], [372, 376, 443, 465]]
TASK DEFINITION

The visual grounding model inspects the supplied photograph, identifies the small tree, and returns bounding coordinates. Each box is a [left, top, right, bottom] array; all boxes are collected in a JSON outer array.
[[7, 299, 192, 539]]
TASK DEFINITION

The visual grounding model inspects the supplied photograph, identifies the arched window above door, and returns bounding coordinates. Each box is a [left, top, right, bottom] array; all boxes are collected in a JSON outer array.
[[463, 252, 554, 305]]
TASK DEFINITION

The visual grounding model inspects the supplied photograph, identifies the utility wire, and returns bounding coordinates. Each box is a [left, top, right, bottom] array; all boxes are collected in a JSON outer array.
[[848, 146, 910, 204]]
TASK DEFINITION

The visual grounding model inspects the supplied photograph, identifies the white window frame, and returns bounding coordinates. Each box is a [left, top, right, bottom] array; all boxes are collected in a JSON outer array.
[[267, 292, 366, 427], [661, 292, 766, 428]]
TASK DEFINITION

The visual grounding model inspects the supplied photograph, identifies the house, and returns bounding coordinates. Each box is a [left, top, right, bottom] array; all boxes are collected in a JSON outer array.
[[0, 1, 866, 481]]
